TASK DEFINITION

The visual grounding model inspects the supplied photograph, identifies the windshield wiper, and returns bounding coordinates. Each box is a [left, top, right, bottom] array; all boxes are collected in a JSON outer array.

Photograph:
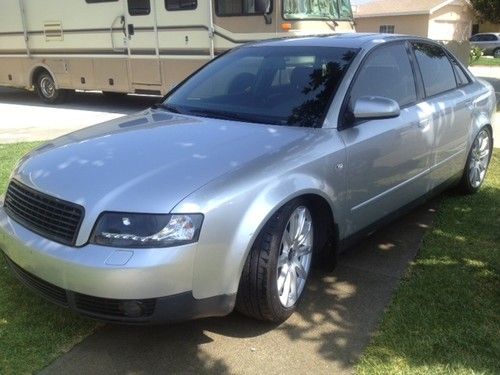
[[151, 102, 181, 114], [188, 108, 249, 122]]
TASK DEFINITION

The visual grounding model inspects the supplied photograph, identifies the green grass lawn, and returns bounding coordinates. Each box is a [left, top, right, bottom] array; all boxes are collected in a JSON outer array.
[[357, 152, 500, 374], [471, 57, 500, 67], [0, 143, 98, 374]]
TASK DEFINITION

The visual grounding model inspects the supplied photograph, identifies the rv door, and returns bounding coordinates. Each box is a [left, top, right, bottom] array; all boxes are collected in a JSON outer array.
[[124, 0, 162, 88]]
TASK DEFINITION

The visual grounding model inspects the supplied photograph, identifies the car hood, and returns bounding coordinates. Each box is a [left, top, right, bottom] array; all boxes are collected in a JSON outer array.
[[13, 109, 314, 216]]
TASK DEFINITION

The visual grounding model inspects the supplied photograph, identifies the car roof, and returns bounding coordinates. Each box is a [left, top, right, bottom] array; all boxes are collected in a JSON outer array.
[[244, 32, 414, 50]]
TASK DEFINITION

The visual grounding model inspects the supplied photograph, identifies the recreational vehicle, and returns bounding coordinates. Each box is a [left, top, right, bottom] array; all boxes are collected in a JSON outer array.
[[0, 0, 355, 103]]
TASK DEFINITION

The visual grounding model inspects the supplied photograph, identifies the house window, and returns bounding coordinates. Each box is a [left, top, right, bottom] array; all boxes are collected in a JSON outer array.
[[379, 25, 395, 34], [216, 0, 272, 17], [166, 0, 197, 11]]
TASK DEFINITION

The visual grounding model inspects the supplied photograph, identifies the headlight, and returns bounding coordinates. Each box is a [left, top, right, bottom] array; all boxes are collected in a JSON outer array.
[[90, 212, 203, 248]]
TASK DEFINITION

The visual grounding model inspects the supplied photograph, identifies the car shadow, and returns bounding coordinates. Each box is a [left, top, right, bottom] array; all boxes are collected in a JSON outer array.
[[40, 200, 440, 375]]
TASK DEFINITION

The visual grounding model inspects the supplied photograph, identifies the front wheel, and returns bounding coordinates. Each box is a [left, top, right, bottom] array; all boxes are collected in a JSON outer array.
[[236, 199, 314, 322], [35, 72, 70, 104], [459, 127, 492, 194]]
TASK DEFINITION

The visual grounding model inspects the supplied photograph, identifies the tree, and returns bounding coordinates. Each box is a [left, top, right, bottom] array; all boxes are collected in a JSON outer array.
[[470, 0, 500, 24]]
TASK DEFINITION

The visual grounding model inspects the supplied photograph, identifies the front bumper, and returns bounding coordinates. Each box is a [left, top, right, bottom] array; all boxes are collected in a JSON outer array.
[[0, 207, 235, 323]]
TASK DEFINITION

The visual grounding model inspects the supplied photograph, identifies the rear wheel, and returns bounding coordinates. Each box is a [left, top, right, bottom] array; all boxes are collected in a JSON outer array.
[[34, 71, 70, 104], [459, 127, 492, 194], [236, 199, 314, 322], [494, 48, 500, 58]]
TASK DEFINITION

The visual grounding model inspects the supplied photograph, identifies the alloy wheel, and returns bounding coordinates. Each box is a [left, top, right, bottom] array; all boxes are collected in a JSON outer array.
[[469, 129, 491, 188], [276, 206, 313, 308]]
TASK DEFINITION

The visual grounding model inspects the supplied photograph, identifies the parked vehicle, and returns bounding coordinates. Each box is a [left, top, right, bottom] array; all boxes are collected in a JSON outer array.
[[0, 0, 355, 103], [0, 34, 495, 324], [469, 33, 500, 58]]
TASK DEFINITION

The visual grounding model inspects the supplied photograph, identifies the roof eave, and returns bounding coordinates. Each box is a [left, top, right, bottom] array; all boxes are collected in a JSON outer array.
[[354, 11, 430, 18]]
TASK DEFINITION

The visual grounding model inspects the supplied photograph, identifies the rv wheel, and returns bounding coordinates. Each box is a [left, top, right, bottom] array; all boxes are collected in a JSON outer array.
[[35, 72, 70, 104]]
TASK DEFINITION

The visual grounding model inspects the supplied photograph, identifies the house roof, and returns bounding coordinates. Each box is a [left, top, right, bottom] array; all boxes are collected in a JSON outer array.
[[354, 0, 469, 18]]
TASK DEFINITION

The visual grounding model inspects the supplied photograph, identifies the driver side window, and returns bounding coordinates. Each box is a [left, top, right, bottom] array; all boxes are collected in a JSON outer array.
[[349, 43, 417, 110]]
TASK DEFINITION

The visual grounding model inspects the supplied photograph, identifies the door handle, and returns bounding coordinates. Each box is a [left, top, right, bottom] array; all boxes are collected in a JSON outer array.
[[128, 24, 135, 36]]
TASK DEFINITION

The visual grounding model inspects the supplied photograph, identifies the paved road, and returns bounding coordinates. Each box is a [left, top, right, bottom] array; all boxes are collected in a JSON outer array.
[[40, 201, 438, 375], [0, 88, 156, 143]]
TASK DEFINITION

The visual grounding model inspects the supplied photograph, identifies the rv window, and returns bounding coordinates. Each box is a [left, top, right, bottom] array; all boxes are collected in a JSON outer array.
[[166, 0, 197, 11], [86, 0, 119, 3], [216, 0, 272, 16], [128, 0, 151, 15]]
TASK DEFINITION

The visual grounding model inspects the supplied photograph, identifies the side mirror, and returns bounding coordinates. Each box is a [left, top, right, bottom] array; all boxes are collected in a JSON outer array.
[[352, 96, 400, 120]]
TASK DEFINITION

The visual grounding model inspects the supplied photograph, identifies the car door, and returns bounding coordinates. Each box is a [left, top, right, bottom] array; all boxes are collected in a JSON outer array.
[[411, 42, 470, 188], [339, 42, 434, 236]]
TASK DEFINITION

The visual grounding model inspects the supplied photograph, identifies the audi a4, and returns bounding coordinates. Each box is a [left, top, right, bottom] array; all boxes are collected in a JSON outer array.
[[0, 34, 495, 323]]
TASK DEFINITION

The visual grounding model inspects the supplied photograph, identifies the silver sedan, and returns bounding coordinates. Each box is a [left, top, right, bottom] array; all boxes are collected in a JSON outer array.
[[0, 34, 495, 323]]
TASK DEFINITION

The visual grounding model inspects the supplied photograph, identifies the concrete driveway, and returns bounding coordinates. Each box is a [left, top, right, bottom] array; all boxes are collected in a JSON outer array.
[[39, 201, 438, 375]]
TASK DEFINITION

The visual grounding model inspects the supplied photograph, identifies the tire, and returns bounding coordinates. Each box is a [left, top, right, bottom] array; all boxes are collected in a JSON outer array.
[[34, 71, 70, 104], [494, 48, 500, 59], [459, 127, 493, 194], [236, 199, 315, 322]]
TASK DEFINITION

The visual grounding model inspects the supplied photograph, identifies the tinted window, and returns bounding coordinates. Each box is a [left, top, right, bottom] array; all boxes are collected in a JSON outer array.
[[216, 0, 272, 16], [166, 0, 197, 10], [165, 46, 358, 127], [128, 0, 150, 15], [349, 43, 417, 109], [413, 43, 457, 97]]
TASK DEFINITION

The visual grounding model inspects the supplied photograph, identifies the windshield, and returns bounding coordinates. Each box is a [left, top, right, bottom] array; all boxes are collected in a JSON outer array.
[[283, 0, 353, 20], [164, 46, 358, 128]]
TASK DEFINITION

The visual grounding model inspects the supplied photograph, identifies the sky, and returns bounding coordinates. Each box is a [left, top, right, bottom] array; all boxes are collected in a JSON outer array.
[[351, 0, 372, 4]]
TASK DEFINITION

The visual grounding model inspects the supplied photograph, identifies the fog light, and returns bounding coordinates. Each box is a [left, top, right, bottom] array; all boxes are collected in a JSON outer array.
[[119, 300, 144, 317]]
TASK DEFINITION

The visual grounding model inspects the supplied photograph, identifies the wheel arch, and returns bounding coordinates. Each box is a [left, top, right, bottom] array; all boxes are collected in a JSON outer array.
[[28, 64, 59, 89], [225, 186, 340, 299]]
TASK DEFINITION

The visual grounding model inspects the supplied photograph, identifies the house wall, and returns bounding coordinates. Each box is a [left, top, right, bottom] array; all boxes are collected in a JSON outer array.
[[477, 21, 500, 33], [355, 14, 430, 37], [428, 4, 474, 41]]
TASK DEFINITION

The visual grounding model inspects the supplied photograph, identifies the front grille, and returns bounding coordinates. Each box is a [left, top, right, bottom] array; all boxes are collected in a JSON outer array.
[[4, 180, 84, 246], [74, 294, 156, 318], [4, 255, 68, 306]]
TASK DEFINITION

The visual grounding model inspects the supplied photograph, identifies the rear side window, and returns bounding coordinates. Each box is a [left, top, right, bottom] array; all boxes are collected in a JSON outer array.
[[349, 43, 417, 108], [413, 43, 456, 97], [128, 0, 150, 15], [216, 0, 272, 16], [166, 0, 197, 11]]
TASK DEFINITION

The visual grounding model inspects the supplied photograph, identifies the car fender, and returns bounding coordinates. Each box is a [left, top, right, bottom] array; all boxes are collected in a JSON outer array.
[[172, 139, 347, 300]]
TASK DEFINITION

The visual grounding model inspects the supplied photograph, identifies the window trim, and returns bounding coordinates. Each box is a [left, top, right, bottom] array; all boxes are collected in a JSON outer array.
[[338, 40, 420, 130], [215, 0, 273, 17], [165, 0, 198, 11]]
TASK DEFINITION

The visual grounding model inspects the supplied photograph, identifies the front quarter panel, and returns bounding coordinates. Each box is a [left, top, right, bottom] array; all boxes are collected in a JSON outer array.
[[172, 128, 347, 299]]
